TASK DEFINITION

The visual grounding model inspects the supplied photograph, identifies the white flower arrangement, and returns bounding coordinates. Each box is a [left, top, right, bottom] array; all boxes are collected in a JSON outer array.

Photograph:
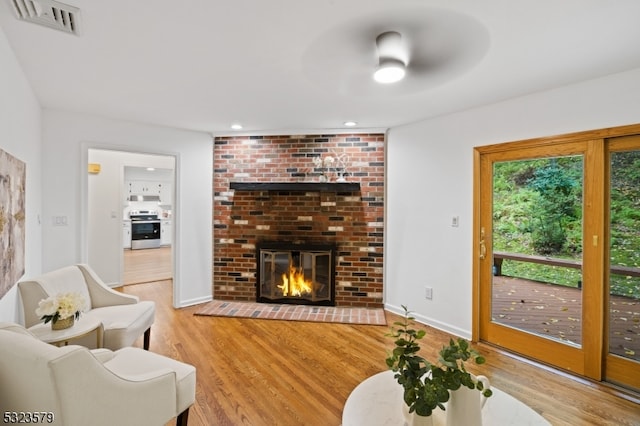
[[35, 292, 87, 324], [312, 151, 350, 182], [313, 155, 335, 168]]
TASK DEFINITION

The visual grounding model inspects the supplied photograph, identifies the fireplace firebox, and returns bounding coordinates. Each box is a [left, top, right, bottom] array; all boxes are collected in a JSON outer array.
[[256, 241, 336, 306]]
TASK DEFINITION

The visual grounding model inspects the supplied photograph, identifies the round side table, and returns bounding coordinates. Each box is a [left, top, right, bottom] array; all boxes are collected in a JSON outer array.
[[28, 317, 104, 348], [342, 370, 551, 426]]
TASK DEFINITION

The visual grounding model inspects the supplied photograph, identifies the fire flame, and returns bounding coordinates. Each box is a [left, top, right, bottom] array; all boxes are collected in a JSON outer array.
[[279, 266, 313, 297]]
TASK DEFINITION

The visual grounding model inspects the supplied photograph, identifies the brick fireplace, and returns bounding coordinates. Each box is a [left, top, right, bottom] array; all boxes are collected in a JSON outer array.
[[213, 134, 384, 308]]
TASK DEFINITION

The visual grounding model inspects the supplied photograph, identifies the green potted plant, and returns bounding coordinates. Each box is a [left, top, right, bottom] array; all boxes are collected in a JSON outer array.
[[386, 306, 492, 421]]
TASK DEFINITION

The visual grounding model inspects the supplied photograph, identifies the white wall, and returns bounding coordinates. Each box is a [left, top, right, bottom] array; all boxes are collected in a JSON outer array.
[[88, 149, 174, 284], [0, 26, 42, 322], [87, 149, 126, 284], [385, 67, 640, 338], [42, 110, 213, 307]]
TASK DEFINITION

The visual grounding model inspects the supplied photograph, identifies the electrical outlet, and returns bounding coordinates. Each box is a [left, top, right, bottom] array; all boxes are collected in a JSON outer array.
[[52, 216, 68, 226], [425, 287, 433, 300]]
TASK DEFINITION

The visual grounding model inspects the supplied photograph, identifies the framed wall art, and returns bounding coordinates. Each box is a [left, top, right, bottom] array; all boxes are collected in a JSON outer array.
[[0, 147, 26, 299]]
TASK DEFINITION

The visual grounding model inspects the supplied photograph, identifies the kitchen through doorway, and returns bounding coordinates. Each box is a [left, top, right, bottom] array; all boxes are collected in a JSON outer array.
[[122, 164, 174, 285]]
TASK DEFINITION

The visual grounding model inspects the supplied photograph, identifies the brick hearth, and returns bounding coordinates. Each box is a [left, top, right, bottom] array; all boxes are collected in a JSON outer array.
[[213, 134, 384, 308]]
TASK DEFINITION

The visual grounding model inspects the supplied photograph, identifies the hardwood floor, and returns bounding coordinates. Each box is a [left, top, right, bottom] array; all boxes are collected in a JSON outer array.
[[123, 246, 172, 285], [120, 281, 640, 426]]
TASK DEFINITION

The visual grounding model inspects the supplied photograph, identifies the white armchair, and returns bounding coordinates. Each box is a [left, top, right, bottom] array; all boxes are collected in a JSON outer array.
[[18, 264, 155, 350], [0, 322, 196, 426]]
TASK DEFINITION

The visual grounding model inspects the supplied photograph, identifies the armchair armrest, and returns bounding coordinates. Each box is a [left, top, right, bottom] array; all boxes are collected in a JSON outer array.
[[115, 368, 176, 383], [76, 264, 139, 308], [0, 322, 38, 337]]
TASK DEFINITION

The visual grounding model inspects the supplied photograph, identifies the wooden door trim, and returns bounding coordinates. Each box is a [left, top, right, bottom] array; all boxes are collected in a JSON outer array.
[[582, 139, 606, 378], [476, 123, 640, 154], [484, 322, 585, 373], [472, 147, 482, 342], [476, 141, 590, 376]]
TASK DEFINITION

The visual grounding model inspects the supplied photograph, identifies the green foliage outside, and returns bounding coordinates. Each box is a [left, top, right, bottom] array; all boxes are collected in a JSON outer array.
[[493, 152, 640, 299]]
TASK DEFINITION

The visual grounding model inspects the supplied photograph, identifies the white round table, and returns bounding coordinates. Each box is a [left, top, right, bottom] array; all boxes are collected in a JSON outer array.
[[28, 317, 104, 348], [342, 371, 550, 426]]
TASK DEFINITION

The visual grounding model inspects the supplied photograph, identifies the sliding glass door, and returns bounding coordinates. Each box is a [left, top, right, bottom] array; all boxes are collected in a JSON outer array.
[[474, 126, 640, 391]]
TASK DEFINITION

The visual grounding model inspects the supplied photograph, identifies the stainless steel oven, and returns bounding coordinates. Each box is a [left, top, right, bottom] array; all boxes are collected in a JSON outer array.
[[129, 210, 161, 249]]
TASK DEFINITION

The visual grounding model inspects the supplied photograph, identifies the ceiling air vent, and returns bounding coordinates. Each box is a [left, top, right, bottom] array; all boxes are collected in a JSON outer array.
[[9, 0, 80, 35]]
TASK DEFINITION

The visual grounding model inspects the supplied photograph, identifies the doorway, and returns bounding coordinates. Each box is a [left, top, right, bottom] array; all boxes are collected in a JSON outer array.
[[473, 125, 640, 392], [87, 149, 175, 288], [123, 165, 174, 285]]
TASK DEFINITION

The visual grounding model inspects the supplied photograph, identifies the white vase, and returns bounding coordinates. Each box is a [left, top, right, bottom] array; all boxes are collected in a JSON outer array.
[[445, 375, 490, 426], [401, 404, 434, 426]]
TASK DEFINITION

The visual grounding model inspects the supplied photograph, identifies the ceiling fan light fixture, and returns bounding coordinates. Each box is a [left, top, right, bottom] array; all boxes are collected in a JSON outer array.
[[373, 31, 407, 84], [373, 58, 406, 84]]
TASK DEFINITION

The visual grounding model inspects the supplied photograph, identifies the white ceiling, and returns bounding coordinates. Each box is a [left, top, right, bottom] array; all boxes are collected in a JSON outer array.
[[1, 0, 640, 136]]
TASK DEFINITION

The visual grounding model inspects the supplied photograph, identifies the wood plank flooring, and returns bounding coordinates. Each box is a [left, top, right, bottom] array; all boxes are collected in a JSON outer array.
[[119, 281, 640, 426], [123, 246, 172, 285]]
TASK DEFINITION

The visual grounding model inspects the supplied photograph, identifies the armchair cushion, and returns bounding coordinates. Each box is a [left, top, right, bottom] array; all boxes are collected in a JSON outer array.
[[18, 264, 155, 350], [83, 301, 155, 350], [102, 347, 196, 416]]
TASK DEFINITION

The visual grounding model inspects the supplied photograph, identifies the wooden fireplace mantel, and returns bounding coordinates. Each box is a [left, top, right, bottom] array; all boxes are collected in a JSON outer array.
[[230, 181, 360, 192]]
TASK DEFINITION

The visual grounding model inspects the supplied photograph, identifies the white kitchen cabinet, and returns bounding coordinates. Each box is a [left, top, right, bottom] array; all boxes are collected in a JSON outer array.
[[161, 220, 172, 246], [125, 180, 171, 203], [123, 221, 131, 249], [126, 180, 161, 195], [159, 183, 172, 204]]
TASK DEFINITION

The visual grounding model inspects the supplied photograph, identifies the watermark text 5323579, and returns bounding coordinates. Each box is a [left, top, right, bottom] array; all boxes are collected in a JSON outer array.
[[3, 412, 55, 424]]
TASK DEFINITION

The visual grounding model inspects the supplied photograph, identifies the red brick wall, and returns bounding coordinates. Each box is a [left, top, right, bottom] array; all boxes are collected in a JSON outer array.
[[213, 134, 385, 308]]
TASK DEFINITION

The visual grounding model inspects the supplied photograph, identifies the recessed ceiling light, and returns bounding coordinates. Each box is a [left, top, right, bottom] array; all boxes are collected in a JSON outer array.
[[146, 167, 155, 171], [344, 121, 357, 127], [231, 123, 243, 130]]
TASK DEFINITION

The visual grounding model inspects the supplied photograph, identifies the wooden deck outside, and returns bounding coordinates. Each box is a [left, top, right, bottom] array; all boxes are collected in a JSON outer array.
[[492, 275, 640, 360]]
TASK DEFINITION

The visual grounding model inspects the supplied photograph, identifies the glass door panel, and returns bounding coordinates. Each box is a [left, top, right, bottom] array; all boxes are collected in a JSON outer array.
[[608, 149, 640, 361], [477, 140, 591, 376], [492, 156, 584, 346], [606, 137, 640, 391]]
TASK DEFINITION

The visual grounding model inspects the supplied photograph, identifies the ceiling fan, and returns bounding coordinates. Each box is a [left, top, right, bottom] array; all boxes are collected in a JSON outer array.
[[301, 7, 490, 97]]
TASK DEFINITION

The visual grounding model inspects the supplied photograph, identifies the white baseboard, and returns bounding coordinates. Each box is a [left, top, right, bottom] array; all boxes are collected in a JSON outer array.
[[384, 303, 471, 340], [175, 295, 212, 308]]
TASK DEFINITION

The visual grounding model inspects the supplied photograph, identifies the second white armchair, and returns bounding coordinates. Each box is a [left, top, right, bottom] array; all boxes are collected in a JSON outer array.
[[18, 263, 155, 350], [0, 322, 196, 426]]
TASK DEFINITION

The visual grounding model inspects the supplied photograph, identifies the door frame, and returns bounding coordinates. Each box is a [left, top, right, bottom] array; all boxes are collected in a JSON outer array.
[[472, 123, 640, 385], [82, 144, 178, 300]]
